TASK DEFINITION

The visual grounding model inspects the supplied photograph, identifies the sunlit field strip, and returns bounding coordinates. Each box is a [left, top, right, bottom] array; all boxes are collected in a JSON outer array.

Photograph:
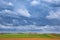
[[0, 33, 60, 38]]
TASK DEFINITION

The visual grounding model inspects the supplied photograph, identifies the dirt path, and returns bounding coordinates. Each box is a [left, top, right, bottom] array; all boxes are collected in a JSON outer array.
[[0, 38, 60, 40]]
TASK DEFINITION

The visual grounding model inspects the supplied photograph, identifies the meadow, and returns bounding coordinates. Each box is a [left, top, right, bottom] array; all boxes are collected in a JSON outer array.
[[0, 33, 60, 38]]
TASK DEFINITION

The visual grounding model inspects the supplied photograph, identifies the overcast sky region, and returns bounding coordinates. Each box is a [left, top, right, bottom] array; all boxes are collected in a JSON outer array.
[[0, 0, 60, 33]]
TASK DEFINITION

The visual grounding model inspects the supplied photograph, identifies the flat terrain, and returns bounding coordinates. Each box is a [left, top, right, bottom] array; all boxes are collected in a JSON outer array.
[[0, 34, 60, 40], [0, 34, 57, 38], [0, 38, 60, 40], [0, 34, 60, 38]]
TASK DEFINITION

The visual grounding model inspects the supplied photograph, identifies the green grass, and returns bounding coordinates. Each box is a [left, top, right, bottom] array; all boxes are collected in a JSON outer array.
[[51, 34, 60, 38], [0, 33, 60, 38]]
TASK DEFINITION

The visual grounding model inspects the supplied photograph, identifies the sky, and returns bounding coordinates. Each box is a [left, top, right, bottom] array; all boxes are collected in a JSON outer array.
[[0, 0, 60, 33]]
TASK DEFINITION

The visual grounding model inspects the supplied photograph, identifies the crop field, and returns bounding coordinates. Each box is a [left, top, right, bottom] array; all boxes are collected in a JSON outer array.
[[0, 33, 60, 40], [0, 33, 60, 38]]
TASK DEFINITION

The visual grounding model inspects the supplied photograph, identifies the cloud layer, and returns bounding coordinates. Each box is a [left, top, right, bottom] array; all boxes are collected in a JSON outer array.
[[0, 0, 60, 33], [46, 7, 60, 20], [0, 25, 60, 33], [16, 8, 31, 17]]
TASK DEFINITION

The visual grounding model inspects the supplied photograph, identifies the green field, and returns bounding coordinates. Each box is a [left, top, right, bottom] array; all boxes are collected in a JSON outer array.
[[0, 33, 60, 38]]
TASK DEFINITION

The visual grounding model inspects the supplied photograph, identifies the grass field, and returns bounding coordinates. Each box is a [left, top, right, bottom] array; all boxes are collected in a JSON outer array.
[[0, 33, 60, 38]]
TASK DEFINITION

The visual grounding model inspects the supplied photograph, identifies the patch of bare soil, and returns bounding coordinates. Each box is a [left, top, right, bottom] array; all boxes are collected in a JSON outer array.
[[0, 38, 60, 40]]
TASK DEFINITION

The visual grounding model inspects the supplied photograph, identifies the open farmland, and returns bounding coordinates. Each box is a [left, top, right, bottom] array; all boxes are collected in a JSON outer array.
[[0, 33, 60, 40], [0, 38, 60, 40], [0, 33, 60, 38]]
